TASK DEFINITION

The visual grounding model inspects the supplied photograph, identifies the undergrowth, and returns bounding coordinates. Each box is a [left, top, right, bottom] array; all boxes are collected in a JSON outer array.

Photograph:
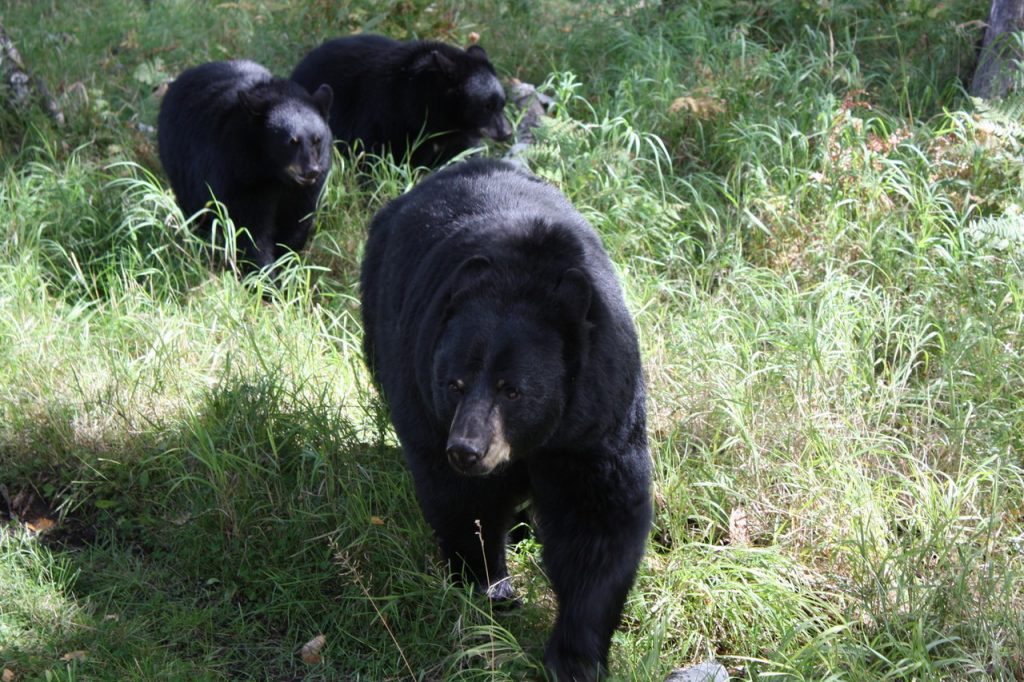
[[2, 1, 1022, 680]]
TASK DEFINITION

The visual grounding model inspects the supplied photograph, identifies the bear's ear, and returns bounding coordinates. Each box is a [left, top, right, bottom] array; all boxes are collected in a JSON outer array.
[[442, 255, 491, 322], [466, 44, 488, 60], [237, 89, 271, 118], [449, 255, 491, 298], [413, 49, 457, 80], [552, 268, 591, 325], [310, 84, 333, 118]]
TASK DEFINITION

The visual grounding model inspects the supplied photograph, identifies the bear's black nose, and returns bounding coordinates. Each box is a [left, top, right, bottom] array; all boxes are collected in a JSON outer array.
[[446, 440, 483, 470], [494, 115, 514, 142]]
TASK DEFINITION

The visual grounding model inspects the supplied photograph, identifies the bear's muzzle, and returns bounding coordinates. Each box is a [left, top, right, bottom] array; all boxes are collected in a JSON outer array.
[[447, 397, 511, 475]]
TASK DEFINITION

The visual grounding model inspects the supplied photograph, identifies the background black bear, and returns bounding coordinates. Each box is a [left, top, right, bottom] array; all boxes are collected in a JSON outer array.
[[158, 59, 333, 273], [361, 159, 652, 681], [291, 35, 513, 167]]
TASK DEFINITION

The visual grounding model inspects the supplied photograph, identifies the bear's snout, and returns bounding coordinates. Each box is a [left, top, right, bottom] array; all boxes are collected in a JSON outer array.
[[446, 437, 485, 473], [288, 163, 323, 186], [446, 398, 511, 475], [482, 113, 513, 142], [298, 167, 322, 184]]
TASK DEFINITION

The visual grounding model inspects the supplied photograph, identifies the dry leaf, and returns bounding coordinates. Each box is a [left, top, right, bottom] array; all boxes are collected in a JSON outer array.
[[65, 82, 89, 106], [300, 634, 326, 664], [728, 506, 749, 547], [370, 516, 385, 526], [25, 517, 56, 533], [119, 30, 139, 51], [60, 650, 87, 663], [2, 667, 16, 681], [669, 96, 725, 119], [468, 32, 480, 44]]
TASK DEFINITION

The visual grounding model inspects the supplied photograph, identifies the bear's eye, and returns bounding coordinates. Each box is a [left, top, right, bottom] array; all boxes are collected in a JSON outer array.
[[289, 136, 299, 146], [448, 380, 464, 394], [503, 386, 520, 400], [312, 135, 322, 145]]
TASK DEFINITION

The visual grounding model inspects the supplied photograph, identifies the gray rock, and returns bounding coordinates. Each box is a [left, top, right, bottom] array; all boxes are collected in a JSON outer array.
[[504, 79, 554, 167], [665, 661, 729, 682]]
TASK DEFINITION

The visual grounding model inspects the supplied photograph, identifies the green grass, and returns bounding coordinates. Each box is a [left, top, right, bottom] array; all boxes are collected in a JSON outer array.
[[2, 0, 1024, 680]]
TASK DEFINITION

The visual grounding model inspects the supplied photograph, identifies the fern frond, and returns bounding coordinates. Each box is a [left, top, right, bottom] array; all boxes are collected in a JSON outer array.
[[968, 213, 1024, 246], [972, 94, 1024, 139]]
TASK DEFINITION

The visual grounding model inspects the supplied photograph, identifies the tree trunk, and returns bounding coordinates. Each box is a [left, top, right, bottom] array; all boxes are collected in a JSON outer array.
[[0, 21, 65, 126], [972, 0, 1024, 99]]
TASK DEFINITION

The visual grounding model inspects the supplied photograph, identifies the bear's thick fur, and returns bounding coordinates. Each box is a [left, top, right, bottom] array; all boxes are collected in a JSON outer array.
[[158, 59, 333, 272], [291, 35, 512, 167], [360, 159, 651, 681]]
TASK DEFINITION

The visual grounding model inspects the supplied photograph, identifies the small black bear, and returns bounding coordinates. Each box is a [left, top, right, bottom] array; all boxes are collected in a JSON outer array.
[[291, 35, 513, 167], [158, 59, 333, 272], [361, 159, 652, 681]]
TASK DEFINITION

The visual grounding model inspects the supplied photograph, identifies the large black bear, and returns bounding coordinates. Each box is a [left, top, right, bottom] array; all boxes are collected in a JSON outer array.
[[158, 60, 333, 272], [360, 159, 652, 681], [291, 35, 513, 167]]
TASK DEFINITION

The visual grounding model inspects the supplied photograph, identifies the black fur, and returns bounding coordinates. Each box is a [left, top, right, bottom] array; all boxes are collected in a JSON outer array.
[[361, 159, 652, 681], [291, 35, 512, 167], [157, 59, 333, 272]]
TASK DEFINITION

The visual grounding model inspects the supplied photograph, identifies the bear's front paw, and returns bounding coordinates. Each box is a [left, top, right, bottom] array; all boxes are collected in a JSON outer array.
[[543, 643, 606, 682], [484, 578, 522, 610]]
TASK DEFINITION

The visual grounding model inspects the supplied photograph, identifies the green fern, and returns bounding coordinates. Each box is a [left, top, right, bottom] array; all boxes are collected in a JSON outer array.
[[968, 212, 1024, 246], [972, 93, 1024, 140]]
